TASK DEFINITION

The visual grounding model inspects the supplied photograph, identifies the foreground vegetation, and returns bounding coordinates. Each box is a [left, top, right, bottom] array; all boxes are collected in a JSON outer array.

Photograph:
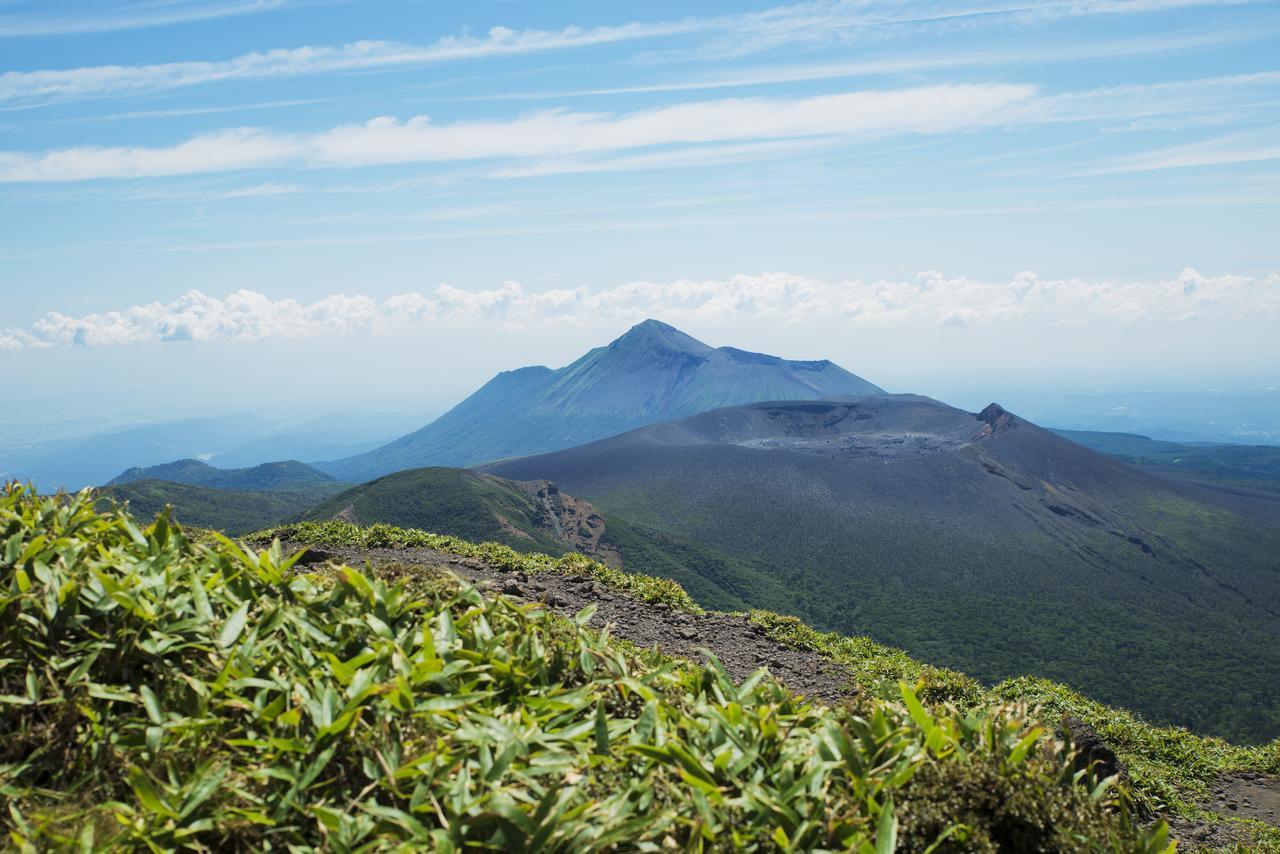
[[0, 487, 1179, 851], [270, 518, 1280, 850]]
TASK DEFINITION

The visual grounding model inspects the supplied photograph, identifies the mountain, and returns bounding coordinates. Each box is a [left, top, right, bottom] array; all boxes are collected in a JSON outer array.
[[101, 460, 347, 535], [97, 480, 326, 535], [109, 458, 339, 492], [299, 466, 791, 610], [323, 319, 883, 481], [486, 395, 1280, 743], [302, 467, 609, 558]]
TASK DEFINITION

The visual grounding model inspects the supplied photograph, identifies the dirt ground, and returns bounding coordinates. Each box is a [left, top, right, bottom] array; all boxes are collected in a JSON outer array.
[[292, 541, 1280, 852], [295, 542, 859, 706]]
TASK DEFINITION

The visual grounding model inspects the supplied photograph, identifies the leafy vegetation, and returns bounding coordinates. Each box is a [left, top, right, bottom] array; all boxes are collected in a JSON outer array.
[[1, 485, 1173, 851], [748, 612, 1280, 849], [261, 518, 702, 613], [266, 518, 1280, 848]]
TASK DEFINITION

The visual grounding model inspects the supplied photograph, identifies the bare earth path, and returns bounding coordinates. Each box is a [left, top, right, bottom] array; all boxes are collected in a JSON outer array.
[[290, 542, 1280, 851], [292, 542, 859, 706]]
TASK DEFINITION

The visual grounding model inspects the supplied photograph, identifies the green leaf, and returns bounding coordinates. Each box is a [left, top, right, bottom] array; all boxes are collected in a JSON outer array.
[[219, 602, 250, 648], [594, 699, 610, 755], [140, 685, 162, 724], [1007, 727, 1043, 767], [128, 768, 177, 819], [875, 796, 898, 854], [573, 603, 597, 626]]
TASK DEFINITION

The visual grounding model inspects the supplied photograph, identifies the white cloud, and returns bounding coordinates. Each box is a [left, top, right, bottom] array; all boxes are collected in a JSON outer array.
[[0, 83, 1034, 182], [5, 269, 1276, 351]]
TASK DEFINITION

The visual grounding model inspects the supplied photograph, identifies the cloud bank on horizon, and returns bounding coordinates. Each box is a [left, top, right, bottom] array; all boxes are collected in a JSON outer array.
[[4, 269, 1277, 352]]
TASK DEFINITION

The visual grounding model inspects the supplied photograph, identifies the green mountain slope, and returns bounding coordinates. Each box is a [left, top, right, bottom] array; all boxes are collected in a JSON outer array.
[[324, 319, 883, 481], [0, 486, 1204, 850], [302, 466, 792, 612], [98, 479, 326, 535], [487, 396, 1280, 743], [302, 467, 588, 557], [109, 458, 339, 492]]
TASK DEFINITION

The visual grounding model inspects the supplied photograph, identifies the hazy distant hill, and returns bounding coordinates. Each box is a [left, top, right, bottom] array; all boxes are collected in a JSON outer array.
[[1054, 429, 1280, 491], [324, 320, 883, 481], [5, 415, 276, 491], [488, 396, 1280, 742], [99, 480, 324, 536], [109, 458, 339, 492]]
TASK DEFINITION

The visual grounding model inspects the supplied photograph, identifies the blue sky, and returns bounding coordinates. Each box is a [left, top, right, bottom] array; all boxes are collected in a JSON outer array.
[[1, 0, 1278, 431]]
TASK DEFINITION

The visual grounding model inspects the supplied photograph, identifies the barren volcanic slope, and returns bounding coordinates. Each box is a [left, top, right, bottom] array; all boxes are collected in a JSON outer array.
[[324, 319, 882, 481], [488, 396, 1280, 743]]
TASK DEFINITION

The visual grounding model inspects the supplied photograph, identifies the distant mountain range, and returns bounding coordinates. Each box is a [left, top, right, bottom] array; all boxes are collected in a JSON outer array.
[[2, 411, 427, 492], [487, 395, 1280, 742], [322, 319, 883, 481], [100, 459, 349, 535], [110, 459, 338, 492], [1054, 429, 1280, 492], [99, 480, 325, 536]]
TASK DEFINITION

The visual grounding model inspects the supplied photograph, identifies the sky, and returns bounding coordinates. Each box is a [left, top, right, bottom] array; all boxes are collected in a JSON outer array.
[[1, 0, 1279, 436]]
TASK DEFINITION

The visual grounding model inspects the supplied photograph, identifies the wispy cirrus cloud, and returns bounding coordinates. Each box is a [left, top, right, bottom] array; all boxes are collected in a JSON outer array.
[[5, 68, 1277, 184], [465, 27, 1266, 102], [0, 0, 1260, 104], [4, 269, 1277, 351], [0, 27, 688, 103], [1084, 129, 1280, 174], [0, 0, 287, 37], [0, 83, 1035, 182]]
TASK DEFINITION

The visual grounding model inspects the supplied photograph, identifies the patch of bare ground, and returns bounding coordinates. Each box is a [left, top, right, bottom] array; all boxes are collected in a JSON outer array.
[[289, 542, 857, 706], [1166, 771, 1280, 851]]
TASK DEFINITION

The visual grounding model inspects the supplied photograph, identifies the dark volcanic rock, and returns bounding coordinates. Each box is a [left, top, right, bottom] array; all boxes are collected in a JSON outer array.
[[1063, 716, 1128, 785]]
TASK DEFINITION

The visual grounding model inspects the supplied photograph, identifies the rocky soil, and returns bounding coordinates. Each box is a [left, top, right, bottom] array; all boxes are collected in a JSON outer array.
[[293, 542, 858, 706]]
